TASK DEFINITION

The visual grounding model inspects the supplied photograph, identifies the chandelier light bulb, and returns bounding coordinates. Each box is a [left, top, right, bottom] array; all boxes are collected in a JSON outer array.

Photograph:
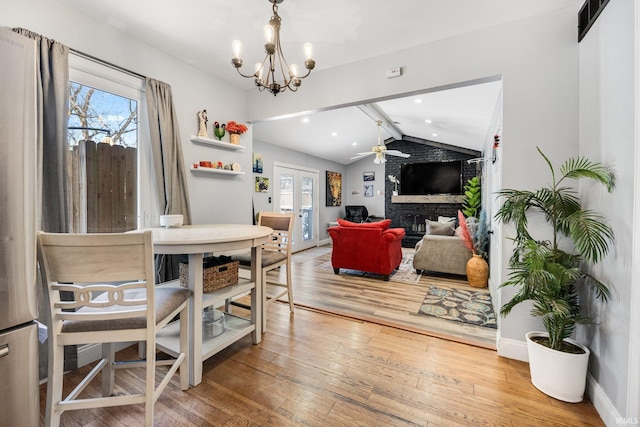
[[289, 64, 299, 77], [303, 43, 313, 60], [255, 63, 264, 81], [232, 40, 243, 60], [263, 24, 275, 44]]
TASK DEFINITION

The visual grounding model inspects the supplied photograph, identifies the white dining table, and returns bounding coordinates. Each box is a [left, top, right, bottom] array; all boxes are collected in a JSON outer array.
[[145, 224, 272, 385]]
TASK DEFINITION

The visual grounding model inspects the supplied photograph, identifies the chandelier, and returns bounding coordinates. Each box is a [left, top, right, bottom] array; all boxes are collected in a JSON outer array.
[[231, 0, 315, 96]]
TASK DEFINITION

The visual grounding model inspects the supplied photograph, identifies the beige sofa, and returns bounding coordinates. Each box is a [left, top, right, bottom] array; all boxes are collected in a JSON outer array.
[[412, 228, 472, 276]]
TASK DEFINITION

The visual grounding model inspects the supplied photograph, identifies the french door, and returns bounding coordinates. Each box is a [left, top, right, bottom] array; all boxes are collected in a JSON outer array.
[[273, 163, 319, 252]]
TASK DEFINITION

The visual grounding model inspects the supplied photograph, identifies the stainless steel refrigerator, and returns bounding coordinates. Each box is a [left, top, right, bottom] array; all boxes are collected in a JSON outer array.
[[0, 28, 40, 427]]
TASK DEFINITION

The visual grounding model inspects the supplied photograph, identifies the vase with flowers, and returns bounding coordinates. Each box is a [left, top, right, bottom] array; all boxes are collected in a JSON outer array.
[[226, 120, 248, 145]]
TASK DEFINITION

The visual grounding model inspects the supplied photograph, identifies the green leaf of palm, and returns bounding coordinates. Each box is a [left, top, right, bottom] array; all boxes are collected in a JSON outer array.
[[560, 157, 616, 192], [566, 210, 614, 263]]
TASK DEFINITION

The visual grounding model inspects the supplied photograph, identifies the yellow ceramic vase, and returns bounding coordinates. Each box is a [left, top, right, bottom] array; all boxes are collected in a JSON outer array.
[[230, 133, 240, 145]]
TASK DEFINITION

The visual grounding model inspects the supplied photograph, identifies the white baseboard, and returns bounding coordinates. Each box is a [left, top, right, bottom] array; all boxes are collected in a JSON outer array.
[[587, 373, 623, 427], [319, 238, 331, 246], [77, 342, 135, 368], [496, 333, 529, 362]]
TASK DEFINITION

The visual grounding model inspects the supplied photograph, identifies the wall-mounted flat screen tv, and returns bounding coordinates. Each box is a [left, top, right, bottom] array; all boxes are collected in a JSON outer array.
[[400, 161, 463, 195]]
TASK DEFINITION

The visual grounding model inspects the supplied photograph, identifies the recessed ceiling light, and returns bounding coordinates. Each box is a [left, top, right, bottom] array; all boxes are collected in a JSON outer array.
[[414, 99, 423, 104], [352, 141, 358, 146], [301, 117, 309, 123], [432, 133, 438, 137], [331, 132, 338, 137], [424, 119, 432, 124]]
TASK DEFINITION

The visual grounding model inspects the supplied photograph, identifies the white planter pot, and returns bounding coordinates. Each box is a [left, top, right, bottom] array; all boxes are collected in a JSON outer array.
[[526, 331, 590, 403]]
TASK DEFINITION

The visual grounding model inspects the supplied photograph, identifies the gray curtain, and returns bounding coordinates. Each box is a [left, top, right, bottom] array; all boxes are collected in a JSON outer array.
[[12, 28, 75, 376], [145, 78, 192, 281], [13, 28, 70, 233]]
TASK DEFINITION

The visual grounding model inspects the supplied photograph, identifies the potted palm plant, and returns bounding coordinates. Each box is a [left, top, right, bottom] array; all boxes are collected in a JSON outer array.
[[495, 147, 615, 403]]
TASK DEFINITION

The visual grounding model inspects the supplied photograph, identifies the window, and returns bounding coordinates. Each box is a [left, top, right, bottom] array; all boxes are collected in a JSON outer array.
[[68, 55, 157, 232]]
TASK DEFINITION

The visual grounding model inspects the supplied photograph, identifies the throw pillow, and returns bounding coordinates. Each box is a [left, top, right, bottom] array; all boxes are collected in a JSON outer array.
[[425, 220, 455, 236], [337, 218, 391, 230], [437, 216, 456, 224]]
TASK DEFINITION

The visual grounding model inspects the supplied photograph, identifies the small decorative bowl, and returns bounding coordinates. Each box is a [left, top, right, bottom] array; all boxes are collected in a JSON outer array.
[[160, 214, 183, 228]]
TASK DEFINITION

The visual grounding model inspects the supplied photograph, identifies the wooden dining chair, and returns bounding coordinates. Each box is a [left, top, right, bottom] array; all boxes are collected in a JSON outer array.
[[231, 212, 295, 330], [37, 230, 191, 427]]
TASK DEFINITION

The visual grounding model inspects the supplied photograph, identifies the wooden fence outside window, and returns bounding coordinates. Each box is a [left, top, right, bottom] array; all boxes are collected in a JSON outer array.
[[67, 140, 137, 233]]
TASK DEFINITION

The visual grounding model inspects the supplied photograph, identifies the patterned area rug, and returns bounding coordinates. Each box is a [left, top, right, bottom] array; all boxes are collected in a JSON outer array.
[[316, 250, 421, 283], [418, 285, 497, 328]]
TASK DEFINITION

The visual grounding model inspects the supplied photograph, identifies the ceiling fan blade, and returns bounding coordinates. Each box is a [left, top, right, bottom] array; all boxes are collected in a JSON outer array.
[[386, 150, 411, 158], [350, 152, 374, 160]]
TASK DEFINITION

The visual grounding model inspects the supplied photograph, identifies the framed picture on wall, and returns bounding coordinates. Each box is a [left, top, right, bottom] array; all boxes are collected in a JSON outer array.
[[252, 152, 263, 173], [363, 171, 375, 181], [326, 171, 342, 206], [364, 184, 374, 197], [255, 176, 269, 192]]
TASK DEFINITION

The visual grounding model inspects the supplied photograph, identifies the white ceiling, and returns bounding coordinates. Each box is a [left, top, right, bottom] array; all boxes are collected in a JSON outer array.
[[61, 0, 577, 164]]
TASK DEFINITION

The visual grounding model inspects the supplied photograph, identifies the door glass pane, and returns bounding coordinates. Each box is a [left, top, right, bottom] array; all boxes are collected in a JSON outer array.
[[279, 174, 294, 214], [301, 176, 313, 241]]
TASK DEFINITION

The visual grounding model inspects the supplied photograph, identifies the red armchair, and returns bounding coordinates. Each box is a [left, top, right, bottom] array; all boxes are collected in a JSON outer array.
[[327, 219, 406, 280]]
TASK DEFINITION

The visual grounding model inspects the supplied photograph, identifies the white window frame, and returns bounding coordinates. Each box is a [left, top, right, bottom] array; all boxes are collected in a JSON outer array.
[[68, 54, 159, 230]]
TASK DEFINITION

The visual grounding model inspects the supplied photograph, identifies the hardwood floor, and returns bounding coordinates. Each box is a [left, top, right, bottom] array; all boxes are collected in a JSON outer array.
[[40, 247, 604, 426], [283, 246, 497, 348], [40, 303, 603, 426]]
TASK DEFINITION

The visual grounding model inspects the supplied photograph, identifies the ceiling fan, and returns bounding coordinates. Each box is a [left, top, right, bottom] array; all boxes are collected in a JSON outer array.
[[350, 120, 410, 164]]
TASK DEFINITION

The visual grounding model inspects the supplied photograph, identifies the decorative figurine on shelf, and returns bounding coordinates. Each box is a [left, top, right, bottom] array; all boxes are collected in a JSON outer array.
[[213, 121, 226, 140], [197, 110, 208, 137]]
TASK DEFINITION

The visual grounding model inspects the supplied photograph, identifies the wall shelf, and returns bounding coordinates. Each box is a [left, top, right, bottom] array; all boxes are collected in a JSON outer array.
[[190, 135, 245, 150], [190, 166, 244, 176]]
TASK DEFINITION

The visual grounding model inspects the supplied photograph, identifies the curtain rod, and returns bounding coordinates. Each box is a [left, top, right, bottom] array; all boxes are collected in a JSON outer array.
[[70, 48, 146, 80]]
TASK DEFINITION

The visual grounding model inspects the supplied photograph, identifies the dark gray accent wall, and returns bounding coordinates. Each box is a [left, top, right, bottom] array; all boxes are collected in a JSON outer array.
[[384, 139, 481, 247]]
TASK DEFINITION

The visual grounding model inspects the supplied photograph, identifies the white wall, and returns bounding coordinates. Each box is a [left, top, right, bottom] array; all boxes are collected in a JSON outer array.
[[1, 0, 252, 226], [578, 0, 637, 422]]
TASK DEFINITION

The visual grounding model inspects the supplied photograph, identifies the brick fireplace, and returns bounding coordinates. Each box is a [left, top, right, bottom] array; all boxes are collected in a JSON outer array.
[[383, 138, 481, 247]]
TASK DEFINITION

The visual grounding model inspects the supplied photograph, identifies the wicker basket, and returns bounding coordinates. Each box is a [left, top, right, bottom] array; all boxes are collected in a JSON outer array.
[[179, 257, 239, 293]]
